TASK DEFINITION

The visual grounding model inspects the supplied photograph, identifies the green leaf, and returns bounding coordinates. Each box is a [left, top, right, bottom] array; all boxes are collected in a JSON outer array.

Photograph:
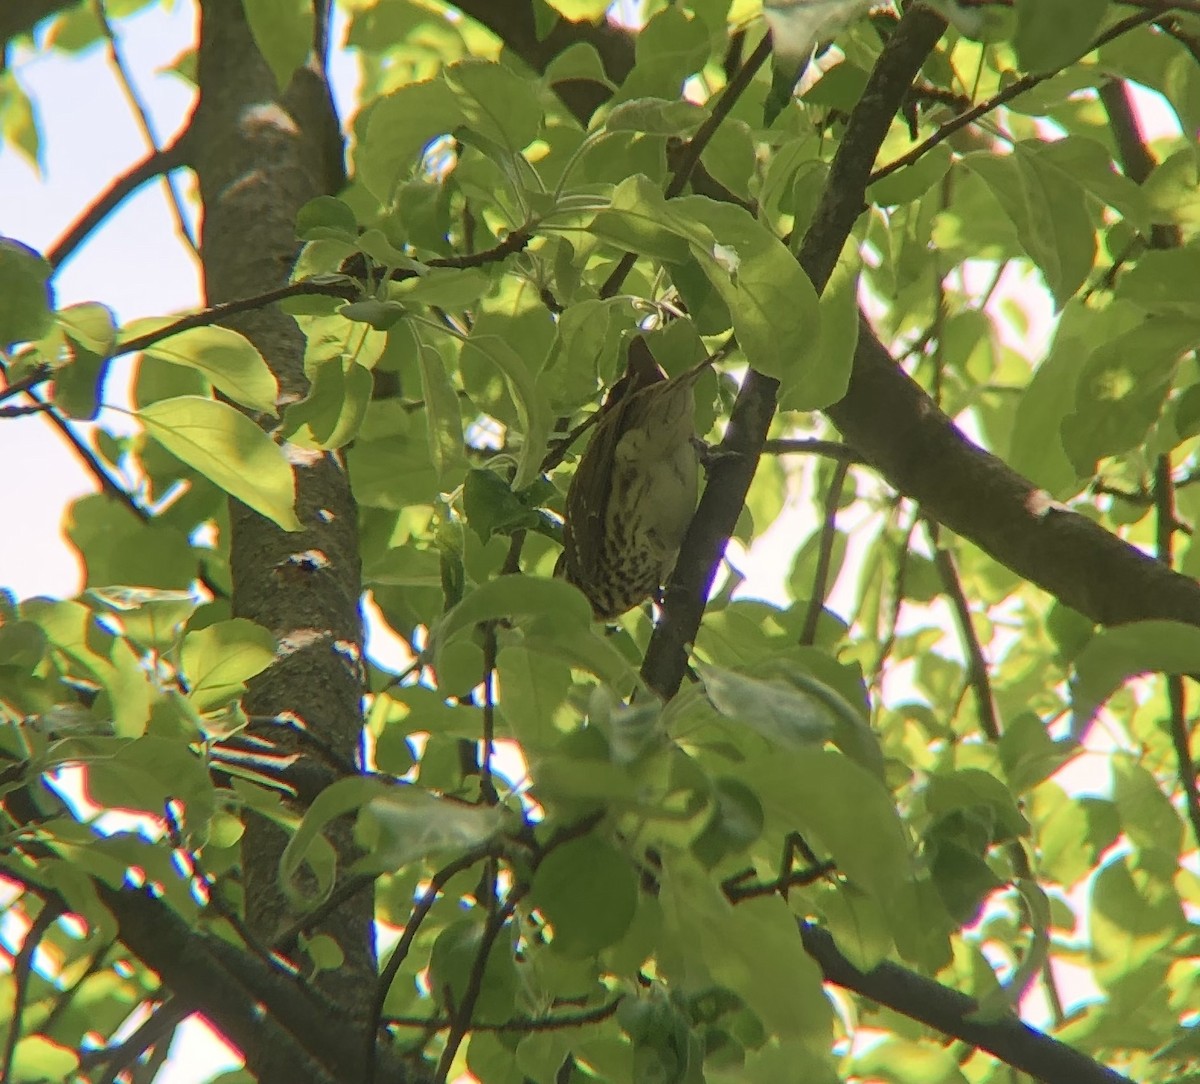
[[781, 239, 858, 410], [283, 358, 373, 449], [82, 736, 215, 831], [243, 0, 313, 89], [868, 143, 954, 207], [10, 1036, 79, 1082], [622, 6, 710, 101], [279, 777, 381, 906], [296, 196, 359, 241], [1013, 0, 1107, 72], [446, 60, 541, 152], [530, 835, 638, 955], [699, 662, 835, 750], [664, 196, 819, 382], [661, 856, 831, 1041], [1143, 147, 1200, 231], [998, 712, 1072, 794], [1070, 620, 1200, 738], [355, 785, 503, 874], [433, 576, 592, 656], [924, 769, 1028, 843], [428, 918, 519, 1020], [963, 147, 1095, 309], [1007, 299, 1141, 494], [818, 883, 893, 972], [0, 620, 47, 673], [338, 299, 407, 330], [1113, 757, 1183, 859], [0, 73, 40, 168], [395, 267, 492, 309], [496, 644, 571, 752], [1114, 248, 1200, 318], [590, 175, 692, 265], [541, 0, 612, 17], [54, 302, 117, 420], [136, 396, 303, 531], [462, 331, 553, 489], [740, 749, 922, 958], [1033, 137, 1151, 234], [359, 79, 463, 201], [604, 97, 706, 137], [280, 778, 501, 906], [463, 469, 540, 542], [700, 117, 755, 202], [520, 619, 640, 689], [182, 618, 276, 713], [0, 238, 54, 346], [536, 298, 623, 411], [416, 341, 467, 486], [106, 636, 154, 737], [142, 326, 279, 414], [1090, 854, 1183, 988], [1061, 315, 1200, 474], [852, 1037, 969, 1084], [691, 776, 764, 868]]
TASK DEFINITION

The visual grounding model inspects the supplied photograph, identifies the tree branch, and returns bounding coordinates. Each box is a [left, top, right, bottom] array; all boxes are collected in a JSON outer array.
[[1, 895, 63, 1084], [643, 6, 952, 698], [869, 10, 1160, 189], [799, 458, 850, 646], [93, 0, 198, 256], [926, 519, 1001, 741], [48, 128, 192, 271], [798, 921, 1134, 1084]]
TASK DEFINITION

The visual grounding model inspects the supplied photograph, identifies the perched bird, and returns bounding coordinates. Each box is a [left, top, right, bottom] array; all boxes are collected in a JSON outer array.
[[556, 337, 714, 621]]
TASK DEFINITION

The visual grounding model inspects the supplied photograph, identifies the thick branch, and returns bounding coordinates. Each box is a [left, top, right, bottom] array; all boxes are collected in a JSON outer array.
[[799, 922, 1133, 1084]]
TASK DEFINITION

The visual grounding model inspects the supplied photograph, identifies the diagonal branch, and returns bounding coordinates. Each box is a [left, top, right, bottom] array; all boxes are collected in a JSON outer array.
[[93, 0, 198, 256], [1, 895, 64, 1083], [869, 9, 1160, 188], [643, 6, 952, 698], [48, 128, 192, 271], [926, 518, 1000, 741], [799, 921, 1134, 1084]]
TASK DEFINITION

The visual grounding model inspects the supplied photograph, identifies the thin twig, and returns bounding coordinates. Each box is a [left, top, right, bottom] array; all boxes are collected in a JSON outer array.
[[869, 9, 1162, 188], [870, 503, 917, 695], [0, 364, 52, 407], [1154, 455, 1200, 853], [93, 0, 198, 255], [89, 997, 190, 1084], [0, 402, 54, 418], [479, 626, 499, 805], [433, 888, 526, 1082], [48, 131, 191, 270], [598, 35, 772, 300], [761, 438, 864, 462], [27, 387, 151, 521], [722, 859, 837, 902], [800, 459, 851, 646], [925, 519, 1000, 741], [364, 842, 498, 1084], [384, 997, 623, 1033], [1, 896, 64, 1084]]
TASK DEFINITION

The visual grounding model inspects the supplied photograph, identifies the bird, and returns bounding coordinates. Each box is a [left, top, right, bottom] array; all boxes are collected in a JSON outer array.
[[556, 336, 715, 621]]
